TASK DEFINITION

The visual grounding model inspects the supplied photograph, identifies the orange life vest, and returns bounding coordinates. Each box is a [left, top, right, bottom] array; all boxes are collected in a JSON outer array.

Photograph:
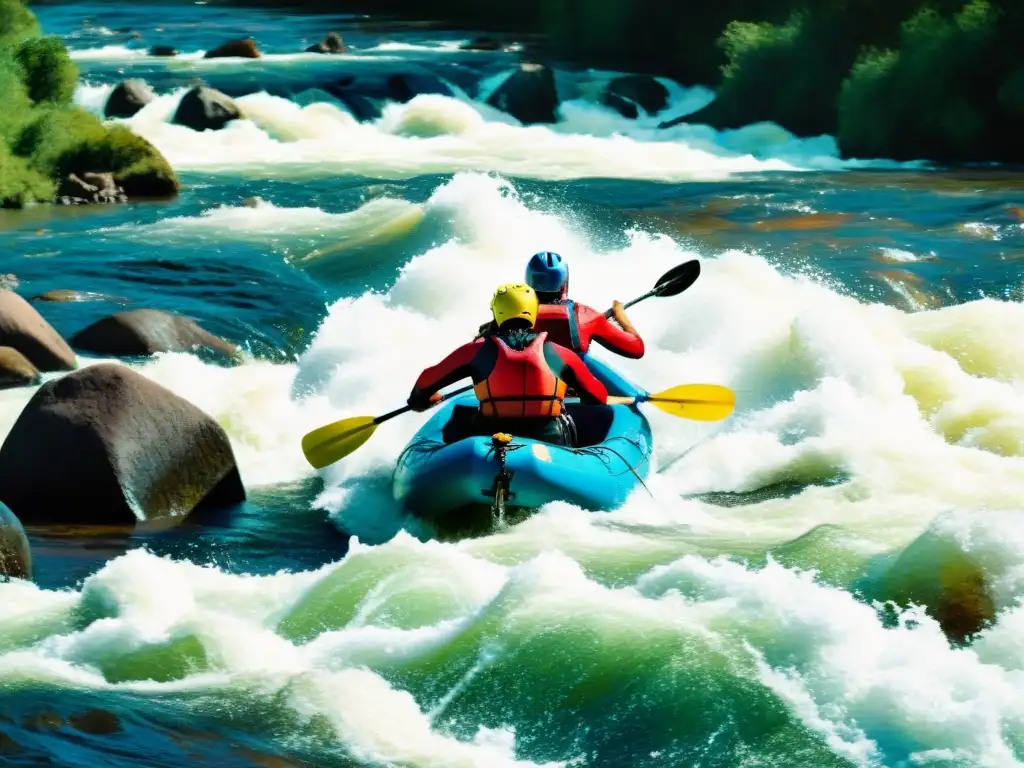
[[474, 332, 568, 418], [535, 300, 586, 353]]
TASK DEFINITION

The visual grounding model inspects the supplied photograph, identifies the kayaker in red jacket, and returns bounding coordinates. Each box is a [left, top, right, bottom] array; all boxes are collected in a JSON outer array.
[[409, 282, 608, 446], [475, 252, 645, 359]]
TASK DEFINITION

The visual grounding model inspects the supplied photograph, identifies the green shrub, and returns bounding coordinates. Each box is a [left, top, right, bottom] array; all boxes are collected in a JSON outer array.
[[0, 141, 53, 207], [17, 36, 77, 104], [0, 46, 31, 145], [0, 0, 39, 44], [838, 0, 1005, 160]]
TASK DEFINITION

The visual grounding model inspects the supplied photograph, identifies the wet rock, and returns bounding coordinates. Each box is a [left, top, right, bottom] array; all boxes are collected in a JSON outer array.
[[0, 501, 31, 579], [0, 363, 246, 525], [601, 75, 669, 119], [204, 37, 260, 59], [486, 61, 559, 125], [69, 309, 240, 360], [30, 290, 130, 305], [0, 290, 76, 372], [22, 711, 62, 732], [68, 710, 122, 735], [460, 36, 502, 51], [172, 86, 242, 132], [305, 32, 344, 54], [149, 45, 177, 57], [386, 72, 453, 103], [0, 347, 40, 389], [56, 172, 128, 206], [105, 79, 155, 119]]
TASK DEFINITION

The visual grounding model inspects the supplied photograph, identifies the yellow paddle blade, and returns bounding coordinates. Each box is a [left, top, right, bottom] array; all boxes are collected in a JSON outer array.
[[646, 384, 736, 421], [301, 416, 378, 469]]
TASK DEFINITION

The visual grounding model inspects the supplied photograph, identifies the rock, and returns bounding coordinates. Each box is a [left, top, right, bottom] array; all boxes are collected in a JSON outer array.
[[30, 290, 130, 305], [602, 75, 669, 119], [0, 502, 31, 579], [486, 61, 559, 125], [203, 37, 260, 59], [306, 32, 344, 54], [0, 364, 246, 525], [69, 309, 239, 360], [0, 347, 40, 389], [0, 291, 76, 372], [460, 36, 502, 51], [242, 196, 264, 208], [386, 72, 453, 103], [149, 45, 177, 57], [172, 86, 242, 132], [56, 173, 128, 206], [105, 79, 155, 119]]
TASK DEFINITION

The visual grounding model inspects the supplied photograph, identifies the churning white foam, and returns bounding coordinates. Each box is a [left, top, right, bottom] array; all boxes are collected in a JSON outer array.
[[73, 76, 911, 182]]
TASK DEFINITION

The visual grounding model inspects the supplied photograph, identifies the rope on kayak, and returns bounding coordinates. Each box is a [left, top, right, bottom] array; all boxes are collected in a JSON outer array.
[[565, 435, 653, 498]]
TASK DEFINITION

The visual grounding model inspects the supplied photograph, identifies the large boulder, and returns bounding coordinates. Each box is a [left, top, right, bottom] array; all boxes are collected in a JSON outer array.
[[0, 364, 245, 525], [172, 87, 242, 132], [0, 502, 30, 579], [105, 79, 155, 119], [69, 309, 240, 360], [306, 32, 344, 54], [0, 291, 76, 372], [204, 38, 260, 59], [486, 62, 559, 125], [0, 347, 40, 390], [601, 75, 669, 119]]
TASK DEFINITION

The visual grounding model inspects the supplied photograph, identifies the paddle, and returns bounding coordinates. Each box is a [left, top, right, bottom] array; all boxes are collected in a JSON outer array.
[[602, 258, 701, 319], [606, 383, 735, 421], [301, 384, 474, 470], [302, 381, 735, 469], [475, 258, 701, 338]]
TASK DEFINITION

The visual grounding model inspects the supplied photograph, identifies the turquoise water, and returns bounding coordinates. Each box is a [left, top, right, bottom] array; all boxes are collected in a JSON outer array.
[[2, 1, 1024, 766]]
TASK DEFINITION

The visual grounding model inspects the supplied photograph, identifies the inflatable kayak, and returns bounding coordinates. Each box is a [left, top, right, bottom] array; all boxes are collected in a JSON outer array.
[[392, 356, 653, 523]]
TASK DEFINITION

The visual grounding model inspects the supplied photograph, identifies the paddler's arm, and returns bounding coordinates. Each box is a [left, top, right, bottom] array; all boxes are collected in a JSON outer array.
[[590, 303, 645, 359], [408, 339, 485, 411], [545, 343, 608, 405]]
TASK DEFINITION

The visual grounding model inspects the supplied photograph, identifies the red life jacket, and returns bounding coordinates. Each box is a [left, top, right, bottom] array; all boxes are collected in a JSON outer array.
[[535, 300, 587, 353], [474, 332, 568, 418]]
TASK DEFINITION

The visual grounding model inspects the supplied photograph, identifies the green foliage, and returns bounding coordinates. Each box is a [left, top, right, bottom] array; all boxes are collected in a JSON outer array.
[[837, 0, 1010, 161], [0, 0, 179, 206], [17, 36, 77, 104], [0, 0, 39, 44]]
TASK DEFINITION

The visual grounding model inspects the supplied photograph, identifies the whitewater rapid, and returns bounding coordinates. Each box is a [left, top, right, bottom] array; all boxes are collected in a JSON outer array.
[[2, 172, 1023, 765], [73, 77, 913, 182]]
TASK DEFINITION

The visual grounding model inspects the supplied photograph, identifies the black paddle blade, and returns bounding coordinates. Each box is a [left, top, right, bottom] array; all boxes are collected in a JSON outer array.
[[654, 259, 701, 298]]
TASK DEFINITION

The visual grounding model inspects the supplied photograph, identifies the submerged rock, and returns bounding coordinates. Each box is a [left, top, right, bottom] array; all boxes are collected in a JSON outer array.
[[69, 309, 240, 360], [204, 37, 260, 59], [56, 172, 128, 206], [0, 502, 31, 579], [30, 290, 130, 305], [0, 364, 246, 525], [172, 86, 242, 132], [601, 75, 669, 119], [0, 291, 76, 372], [149, 45, 177, 57], [105, 79, 155, 119], [306, 32, 344, 54], [460, 36, 502, 51], [0, 347, 40, 389], [486, 61, 559, 125], [386, 72, 453, 102]]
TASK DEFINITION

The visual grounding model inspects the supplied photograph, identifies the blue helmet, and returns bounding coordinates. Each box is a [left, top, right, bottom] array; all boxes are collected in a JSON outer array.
[[525, 251, 569, 294]]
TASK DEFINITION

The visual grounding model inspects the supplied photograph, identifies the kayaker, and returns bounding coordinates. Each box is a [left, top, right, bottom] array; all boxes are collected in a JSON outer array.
[[408, 282, 608, 446], [475, 252, 645, 359]]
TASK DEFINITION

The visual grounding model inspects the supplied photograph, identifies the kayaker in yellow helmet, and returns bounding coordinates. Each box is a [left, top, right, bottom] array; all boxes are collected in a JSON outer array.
[[408, 282, 608, 446]]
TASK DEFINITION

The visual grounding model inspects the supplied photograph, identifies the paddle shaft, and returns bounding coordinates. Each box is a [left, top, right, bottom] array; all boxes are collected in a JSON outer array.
[[603, 289, 656, 319], [377, 383, 475, 426]]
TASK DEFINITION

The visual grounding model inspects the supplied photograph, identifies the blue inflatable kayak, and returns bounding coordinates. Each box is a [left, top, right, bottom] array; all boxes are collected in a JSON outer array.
[[392, 357, 653, 522]]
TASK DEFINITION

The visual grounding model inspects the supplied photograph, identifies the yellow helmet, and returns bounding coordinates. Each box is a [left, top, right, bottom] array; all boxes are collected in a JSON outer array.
[[490, 282, 538, 328]]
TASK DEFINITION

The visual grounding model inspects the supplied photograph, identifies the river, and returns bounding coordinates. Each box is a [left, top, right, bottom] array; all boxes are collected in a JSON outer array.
[[1, 1, 1023, 766]]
